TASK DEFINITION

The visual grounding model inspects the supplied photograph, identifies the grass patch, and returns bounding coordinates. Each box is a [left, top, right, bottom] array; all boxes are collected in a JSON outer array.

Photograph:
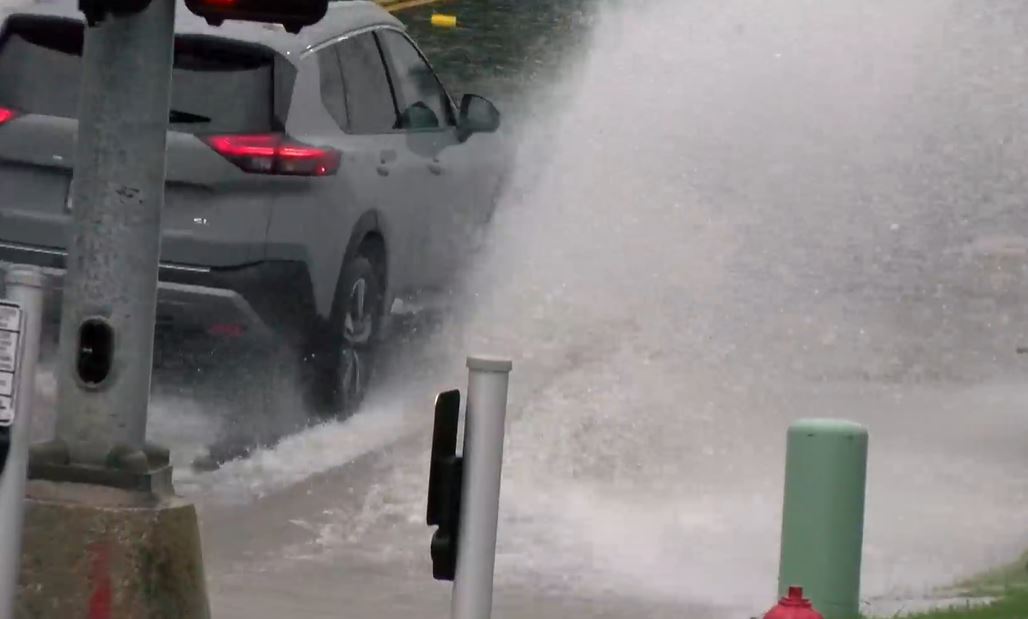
[[953, 552, 1028, 598], [887, 589, 1028, 619], [878, 553, 1028, 619]]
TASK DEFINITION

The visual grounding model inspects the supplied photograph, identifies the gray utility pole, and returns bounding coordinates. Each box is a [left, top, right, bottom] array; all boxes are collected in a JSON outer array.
[[19, 7, 211, 614], [50, 0, 176, 469]]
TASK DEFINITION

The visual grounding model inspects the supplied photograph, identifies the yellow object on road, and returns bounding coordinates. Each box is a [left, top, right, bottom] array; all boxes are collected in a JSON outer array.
[[431, 13, 458, 28], [377, 0, 444, 14]]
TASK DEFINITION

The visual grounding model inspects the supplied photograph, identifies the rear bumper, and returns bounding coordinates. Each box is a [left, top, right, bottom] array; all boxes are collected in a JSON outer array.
[[0, 241, 317, 350]]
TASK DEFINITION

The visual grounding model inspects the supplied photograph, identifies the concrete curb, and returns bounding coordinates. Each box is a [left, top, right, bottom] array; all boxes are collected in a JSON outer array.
[[17, 480, 209, 619]]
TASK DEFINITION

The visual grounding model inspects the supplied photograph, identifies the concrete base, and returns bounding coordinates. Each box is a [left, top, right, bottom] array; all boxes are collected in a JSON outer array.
[[16, 480, 210, 619]]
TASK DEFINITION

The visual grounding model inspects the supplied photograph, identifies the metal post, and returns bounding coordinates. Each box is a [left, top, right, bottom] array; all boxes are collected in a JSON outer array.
[[778, 419, 869, 619], [0, 267, 45, 616], [451, 356, 513, 619], [54, 0, 176, 466]]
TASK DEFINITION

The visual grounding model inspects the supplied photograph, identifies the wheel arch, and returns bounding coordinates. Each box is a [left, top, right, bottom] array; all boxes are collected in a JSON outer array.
[[338, 211, 390, 313]]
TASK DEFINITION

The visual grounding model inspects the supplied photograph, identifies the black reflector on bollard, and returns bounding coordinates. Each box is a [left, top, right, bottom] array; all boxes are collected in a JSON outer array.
[[0, 427, 9, 478], [427, 389, 463, 581]]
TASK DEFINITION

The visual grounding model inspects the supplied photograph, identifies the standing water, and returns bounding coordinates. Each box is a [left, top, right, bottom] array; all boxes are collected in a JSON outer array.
[[26, 0, 1028, 617]]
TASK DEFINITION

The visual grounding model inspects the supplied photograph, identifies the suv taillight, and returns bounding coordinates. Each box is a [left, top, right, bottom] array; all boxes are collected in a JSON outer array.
[[202, 134, 340, 176], [0, 107, 19, 126]]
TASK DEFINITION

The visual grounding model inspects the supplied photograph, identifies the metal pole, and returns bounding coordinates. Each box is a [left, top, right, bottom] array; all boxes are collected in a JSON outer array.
[[55, 0, 176, 466], [778, 419, 869, 619], [0, 267, 45, 616], [452, 355, 512, 619]]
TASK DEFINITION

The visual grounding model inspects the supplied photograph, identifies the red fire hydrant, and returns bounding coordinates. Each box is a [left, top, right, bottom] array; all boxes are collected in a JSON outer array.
[[764, 587, 825, 619]]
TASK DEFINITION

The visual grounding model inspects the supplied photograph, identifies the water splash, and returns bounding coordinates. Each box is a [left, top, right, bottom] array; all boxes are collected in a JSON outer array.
[[171, 0, 1028, 614]]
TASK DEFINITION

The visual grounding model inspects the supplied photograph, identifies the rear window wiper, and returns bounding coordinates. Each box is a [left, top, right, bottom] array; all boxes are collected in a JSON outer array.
[[170, 109, 211, 124]]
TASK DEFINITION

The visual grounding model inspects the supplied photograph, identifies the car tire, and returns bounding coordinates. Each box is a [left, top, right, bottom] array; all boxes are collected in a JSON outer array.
[[305, 255, 382, 419]]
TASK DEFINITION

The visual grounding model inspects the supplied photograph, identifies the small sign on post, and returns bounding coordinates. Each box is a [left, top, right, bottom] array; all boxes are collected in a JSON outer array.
[[0, 303, 22, 427], [0, 268, 46, 618]]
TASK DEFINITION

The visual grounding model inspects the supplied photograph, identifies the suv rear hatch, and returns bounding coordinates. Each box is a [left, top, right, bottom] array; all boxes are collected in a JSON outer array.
[[0, 14, 299, 267]]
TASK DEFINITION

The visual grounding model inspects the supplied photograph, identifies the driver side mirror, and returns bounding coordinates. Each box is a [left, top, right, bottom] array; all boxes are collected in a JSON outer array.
[[458, 94, 500, 141]]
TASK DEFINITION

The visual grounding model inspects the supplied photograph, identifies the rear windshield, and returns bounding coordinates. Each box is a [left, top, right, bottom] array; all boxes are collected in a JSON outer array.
[[0, 15, 280, 134]]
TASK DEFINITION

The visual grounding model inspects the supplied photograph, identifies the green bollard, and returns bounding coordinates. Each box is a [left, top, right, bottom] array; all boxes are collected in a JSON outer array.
[[777, 419, 868, 619]]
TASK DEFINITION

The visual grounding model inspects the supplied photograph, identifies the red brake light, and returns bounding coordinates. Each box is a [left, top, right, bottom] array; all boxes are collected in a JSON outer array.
[[0, 107, 18, 126], [208, 323, 245, 337], [203, 134, 340, 176]]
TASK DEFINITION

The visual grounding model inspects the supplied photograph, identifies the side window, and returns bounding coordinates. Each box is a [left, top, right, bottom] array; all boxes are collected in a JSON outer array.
[[336, 32, 398, 134], [375, 30, 454, 131], [316, 46, 347, 130]]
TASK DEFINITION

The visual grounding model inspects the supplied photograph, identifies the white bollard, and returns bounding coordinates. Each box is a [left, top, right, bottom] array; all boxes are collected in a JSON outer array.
[[451, 355, 513, 619], [0, 267, 45, 616]]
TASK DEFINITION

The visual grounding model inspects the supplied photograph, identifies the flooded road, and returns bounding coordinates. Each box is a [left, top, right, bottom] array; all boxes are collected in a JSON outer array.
[[15, 0, 1028, 616]]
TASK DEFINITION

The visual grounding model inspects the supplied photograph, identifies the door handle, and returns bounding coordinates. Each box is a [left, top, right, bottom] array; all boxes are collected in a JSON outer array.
[[428, 160, 443, 176], [377, 165, 390, 177]]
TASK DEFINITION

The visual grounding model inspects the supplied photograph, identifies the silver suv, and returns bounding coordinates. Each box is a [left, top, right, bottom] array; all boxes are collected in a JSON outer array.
[[0, 0, 506, 462]]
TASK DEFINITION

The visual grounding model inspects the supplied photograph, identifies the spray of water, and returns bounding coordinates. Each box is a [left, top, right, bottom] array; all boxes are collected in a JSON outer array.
[[163, 0, 1028, 614]]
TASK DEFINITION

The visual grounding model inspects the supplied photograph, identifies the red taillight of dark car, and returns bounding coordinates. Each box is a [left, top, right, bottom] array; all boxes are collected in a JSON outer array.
[[0, 107, 19, 126], [202, 133, 340, 176]]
